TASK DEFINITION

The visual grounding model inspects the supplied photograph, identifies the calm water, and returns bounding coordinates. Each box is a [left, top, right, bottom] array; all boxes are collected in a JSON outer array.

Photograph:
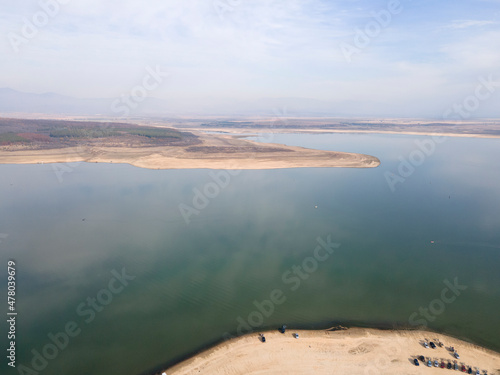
[[1, 133, 499, 375]]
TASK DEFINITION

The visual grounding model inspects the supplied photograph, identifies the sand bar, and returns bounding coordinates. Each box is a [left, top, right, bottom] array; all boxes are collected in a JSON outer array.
[[165, 328, 500, 375], [0, 133, 380, 169]]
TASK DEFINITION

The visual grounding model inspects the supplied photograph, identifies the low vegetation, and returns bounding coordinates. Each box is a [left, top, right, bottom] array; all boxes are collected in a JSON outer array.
[[49, 126, 182, 139], [49, 128, 120, 138], [0, 132, 30, 145], [0, 118, 199, 149], [118, 127, 182, 139]]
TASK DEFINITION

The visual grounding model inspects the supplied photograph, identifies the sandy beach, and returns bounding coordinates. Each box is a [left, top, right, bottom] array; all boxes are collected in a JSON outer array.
[[0, 133, 380, 169], [165, 328, 500, 375]]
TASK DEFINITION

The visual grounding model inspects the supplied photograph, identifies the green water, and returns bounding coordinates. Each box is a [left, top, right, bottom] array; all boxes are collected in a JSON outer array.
[[1, 133, 499, 375]]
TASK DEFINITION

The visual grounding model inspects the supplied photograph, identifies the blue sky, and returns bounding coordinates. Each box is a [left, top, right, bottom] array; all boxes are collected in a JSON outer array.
[[1, 0, 499, 117]]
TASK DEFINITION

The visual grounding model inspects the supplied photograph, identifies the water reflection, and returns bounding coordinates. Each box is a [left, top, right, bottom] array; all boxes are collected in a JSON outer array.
[[0, 134, 499, 375]]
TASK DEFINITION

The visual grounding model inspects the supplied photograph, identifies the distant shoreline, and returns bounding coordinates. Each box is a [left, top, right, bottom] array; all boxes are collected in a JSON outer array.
[[163, 327, 500, 375], [192, 126, 500, 139]]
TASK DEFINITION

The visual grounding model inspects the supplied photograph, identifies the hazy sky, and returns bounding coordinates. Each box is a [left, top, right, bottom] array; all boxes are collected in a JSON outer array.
[[1, 0, 499, 117]]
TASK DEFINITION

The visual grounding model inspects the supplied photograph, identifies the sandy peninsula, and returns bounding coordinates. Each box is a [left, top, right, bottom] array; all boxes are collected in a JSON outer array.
[[164, 328, 500, 375], [4, 116, 500, 169], [0, 131, 380, 169]]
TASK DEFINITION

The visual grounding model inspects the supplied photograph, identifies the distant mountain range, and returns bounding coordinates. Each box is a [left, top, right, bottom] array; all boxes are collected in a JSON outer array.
[[0, 88, 162, 116], [0, 88, 366, 117], [2, 87, 499, 119]]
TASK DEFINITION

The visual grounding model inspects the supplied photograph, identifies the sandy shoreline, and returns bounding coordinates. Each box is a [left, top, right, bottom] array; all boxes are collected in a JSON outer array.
[[0, 133, 380, 169], [164, 328, 500, 375], [3, 120, 500, 169]]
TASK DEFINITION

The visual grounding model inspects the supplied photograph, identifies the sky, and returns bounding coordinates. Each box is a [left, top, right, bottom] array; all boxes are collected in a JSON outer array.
[[1, 0, 500, 117]]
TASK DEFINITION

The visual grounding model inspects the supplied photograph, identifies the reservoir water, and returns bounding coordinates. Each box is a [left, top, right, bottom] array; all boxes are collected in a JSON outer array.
[[1, 133, 499, 375]]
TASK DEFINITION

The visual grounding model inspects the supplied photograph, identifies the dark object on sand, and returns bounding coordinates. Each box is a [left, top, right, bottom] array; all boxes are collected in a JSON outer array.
[[447, 362, 452, 369], [414, 358, 419, 366], [419, 355, 425, 362], [279, 325, 287, 333], [430, 341, 436, 349]]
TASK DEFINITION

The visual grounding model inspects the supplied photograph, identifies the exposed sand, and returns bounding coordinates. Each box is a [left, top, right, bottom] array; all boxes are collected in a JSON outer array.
[[4, 117, 500, 169], [0, 133, 380, 169], [165, 328, 500, 375]]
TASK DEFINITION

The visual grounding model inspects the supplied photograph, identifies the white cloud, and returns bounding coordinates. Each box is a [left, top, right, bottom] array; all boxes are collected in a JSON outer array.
[[0, 0, 499, 117], [444, 19, 496, 29], [441, 31, 500, 72]]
